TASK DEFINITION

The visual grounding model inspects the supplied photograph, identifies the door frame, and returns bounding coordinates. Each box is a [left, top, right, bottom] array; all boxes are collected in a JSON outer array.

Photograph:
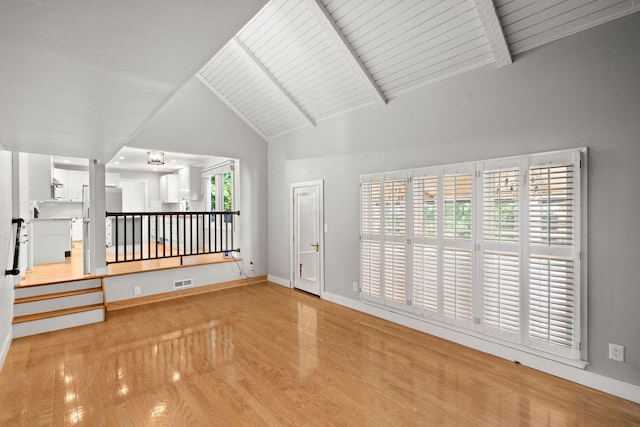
[[290, 180, 324, 297]]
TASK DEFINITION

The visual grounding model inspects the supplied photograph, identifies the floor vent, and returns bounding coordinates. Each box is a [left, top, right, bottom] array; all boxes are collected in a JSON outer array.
[[173, 278, 193, 289]]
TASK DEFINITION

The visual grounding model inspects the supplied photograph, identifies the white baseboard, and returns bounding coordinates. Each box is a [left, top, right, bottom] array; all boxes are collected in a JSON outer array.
[[267, 275, 290, 288], [323, 291, 640, 404], [0, 330, 12, 372]]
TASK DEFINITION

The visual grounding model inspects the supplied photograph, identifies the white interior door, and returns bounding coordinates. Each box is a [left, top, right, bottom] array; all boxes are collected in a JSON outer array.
[[292, 181, 323, 296]]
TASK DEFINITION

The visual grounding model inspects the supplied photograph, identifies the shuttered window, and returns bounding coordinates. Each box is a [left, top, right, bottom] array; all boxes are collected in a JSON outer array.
[[413, 173, 438, 314], [361, 179, 382, 303], [527, 156, 580, 358], [481, 167, 521, 342], [360, 149, 584, 361]]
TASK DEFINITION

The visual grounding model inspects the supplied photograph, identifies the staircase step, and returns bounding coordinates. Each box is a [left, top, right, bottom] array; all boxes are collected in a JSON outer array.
[[13, 304, 105, 324], [15, 288, 103, 304], [12, 304, 105, 339], [15, 278, 102, 299]]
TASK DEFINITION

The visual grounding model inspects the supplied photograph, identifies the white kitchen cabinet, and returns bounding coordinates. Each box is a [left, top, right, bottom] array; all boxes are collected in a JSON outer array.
[[67, 170, 86, 201], [53, 168, 69, 200], [105, 218, 112, 247], [178, 166, 203, 200], [160, 174, 178, 203], [32, 219, 71, 264]]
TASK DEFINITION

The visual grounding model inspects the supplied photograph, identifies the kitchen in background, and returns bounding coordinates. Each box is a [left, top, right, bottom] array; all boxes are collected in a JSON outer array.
[[20, 148, 233, 274]]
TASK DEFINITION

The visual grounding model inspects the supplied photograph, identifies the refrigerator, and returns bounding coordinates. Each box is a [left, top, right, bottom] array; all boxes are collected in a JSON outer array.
[[83, 186, 123, 217]]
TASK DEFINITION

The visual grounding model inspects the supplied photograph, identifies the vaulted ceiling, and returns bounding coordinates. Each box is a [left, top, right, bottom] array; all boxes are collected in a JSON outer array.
[[197, 0, 640, 140], [1, 1, 638, 159]]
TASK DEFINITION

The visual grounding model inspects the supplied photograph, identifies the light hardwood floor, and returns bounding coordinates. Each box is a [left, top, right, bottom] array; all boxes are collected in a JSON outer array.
[[1, 282, 638, 426], [19, 240, 232, 286]]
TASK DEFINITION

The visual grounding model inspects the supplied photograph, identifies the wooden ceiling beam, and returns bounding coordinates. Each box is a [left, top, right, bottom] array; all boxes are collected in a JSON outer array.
[[472, 0, 512, 68], [303, 0, 387, 107]]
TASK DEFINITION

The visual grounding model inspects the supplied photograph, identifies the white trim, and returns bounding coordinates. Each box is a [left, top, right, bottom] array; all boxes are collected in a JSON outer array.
[[302, 0, 387, 107], [0, 329, 11, 372], [268, 274, 291, 288], [472, 0, 512, 68], [232, 37, 316, 128], [322, 291, 640, 404]]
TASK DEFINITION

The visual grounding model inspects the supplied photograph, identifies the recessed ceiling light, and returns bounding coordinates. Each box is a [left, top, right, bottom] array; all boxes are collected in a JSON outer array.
[[153, 168, 158, 172], [171, 160, 176, 163], [64, 160, 70, 163], [118, 156, 125, 160], [114, 161, 120, 165]]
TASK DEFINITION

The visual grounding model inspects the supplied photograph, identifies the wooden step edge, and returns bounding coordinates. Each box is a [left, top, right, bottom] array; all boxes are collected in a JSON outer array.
[[12, 304, 105, 324], [14, 288, 103, 305], [15, 274, 104, 289]]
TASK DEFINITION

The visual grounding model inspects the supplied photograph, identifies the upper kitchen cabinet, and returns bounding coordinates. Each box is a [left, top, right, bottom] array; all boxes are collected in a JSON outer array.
[[160, 173, 178, 203], [178, 166, 203, 200], [52, 168, 87, 201], [52, 168, 69, 200], [67, 170, 86, 201], [28, 153, 53, 201]]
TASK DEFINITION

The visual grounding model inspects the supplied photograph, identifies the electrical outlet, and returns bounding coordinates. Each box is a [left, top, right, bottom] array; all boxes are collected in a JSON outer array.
[[249, 261, 254, 272], [609, 343, 624, 362], [353, 281, 358, 291], [133, 286, 141, 296]]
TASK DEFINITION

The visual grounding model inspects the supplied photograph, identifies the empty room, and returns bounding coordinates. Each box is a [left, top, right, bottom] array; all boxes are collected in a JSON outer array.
[[1, 0, 639, 425]]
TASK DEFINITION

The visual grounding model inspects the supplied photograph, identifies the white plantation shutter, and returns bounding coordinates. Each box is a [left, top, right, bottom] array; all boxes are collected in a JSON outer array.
[[481, 166, 521, 341], [529, 164, 574, 246], [362, 181, 381, 235], [361, 179, 383, 302], [529, 256, 574, 348], [382, 174, 409, 308], [384, 242, 406, 303], [362, 240, 381, 298], [413, 176, 437, 238], [413, 173, 438, 315], [442, 168, 474, 326], [527, 152, 581, 358], [483, 251, 520, 335], [443, 248, 473, 321], [360, 149, 584, 361], [413, 244, 438, 312]]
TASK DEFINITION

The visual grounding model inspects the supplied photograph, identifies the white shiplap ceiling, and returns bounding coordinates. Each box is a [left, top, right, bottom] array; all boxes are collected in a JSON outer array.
[[198, 0, 640, 141]]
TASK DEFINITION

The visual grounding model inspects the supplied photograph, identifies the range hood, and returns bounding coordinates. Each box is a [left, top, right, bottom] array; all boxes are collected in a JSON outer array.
[[52, 177, 64, 187]]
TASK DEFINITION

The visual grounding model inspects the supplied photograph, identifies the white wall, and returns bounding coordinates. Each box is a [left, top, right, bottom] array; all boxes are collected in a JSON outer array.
[[0, 150, 14, 370], [268, 14, 640, 386], [129, 77, 268, 277]]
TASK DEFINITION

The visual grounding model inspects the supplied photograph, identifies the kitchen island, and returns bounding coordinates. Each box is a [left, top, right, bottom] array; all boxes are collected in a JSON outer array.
[[31, 218, 72, 265]]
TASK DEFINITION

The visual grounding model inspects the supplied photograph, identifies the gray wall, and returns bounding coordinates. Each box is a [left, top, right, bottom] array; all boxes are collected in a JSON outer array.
[[0, 150, 14, 369], [268, 13, 640, 385], [129, 77, 268, 276]]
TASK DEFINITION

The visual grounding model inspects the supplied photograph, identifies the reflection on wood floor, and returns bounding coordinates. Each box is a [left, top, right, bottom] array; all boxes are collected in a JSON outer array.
[[1, 283, 638, 426], [18, 240, 232, 286]]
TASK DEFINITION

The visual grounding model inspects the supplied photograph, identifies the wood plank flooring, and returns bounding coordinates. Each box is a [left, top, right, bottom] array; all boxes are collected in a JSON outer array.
[[18, 240, 233, 287], [1, 282, 638, 426]]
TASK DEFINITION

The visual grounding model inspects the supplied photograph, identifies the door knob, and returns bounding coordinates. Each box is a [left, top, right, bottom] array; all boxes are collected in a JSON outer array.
[[310, 242, 319, 252]]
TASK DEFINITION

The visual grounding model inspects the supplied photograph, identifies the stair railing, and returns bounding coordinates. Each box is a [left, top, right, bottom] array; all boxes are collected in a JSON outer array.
[[5, 218, 24, 276]]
